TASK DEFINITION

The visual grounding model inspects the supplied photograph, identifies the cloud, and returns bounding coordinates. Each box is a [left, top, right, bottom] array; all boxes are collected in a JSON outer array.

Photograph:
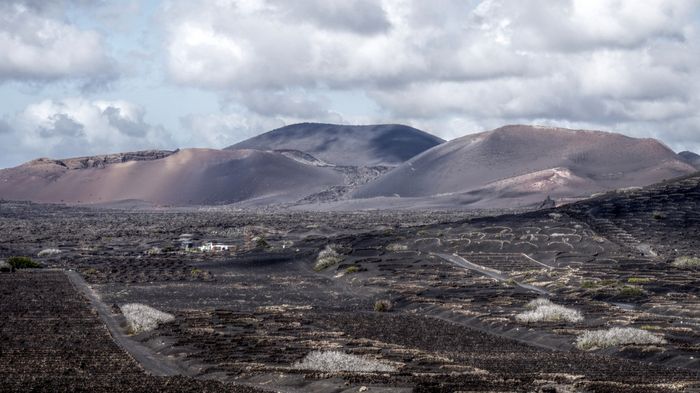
[[38, 113, 85, 137], [0, 1, 115, 83], [0, 117, 12, 134], [162, 0, 700, 131], [180, 112, 285, 148], [271, 0, 391, 35], [0, 98, 173, 167]]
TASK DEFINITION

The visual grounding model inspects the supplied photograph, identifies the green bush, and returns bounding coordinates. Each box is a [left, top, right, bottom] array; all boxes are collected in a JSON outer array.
[[651, 211, 666, 220], [8, 256, 41, 269], [627, 277, 652, 284], [374, 299, 392, 312], [618, 285, 645, 298]]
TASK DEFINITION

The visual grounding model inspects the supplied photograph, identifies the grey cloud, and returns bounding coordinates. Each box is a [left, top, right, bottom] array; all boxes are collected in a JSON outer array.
[[236, 90, 335, 119], [38, 113, 85, 138], [273, 0, 391, 35], [0, 117, 11, 134], [103, 106, 149, 137]]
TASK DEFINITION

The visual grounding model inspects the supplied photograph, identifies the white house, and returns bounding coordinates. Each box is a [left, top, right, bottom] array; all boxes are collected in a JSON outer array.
[[198, 242, 232, 252]]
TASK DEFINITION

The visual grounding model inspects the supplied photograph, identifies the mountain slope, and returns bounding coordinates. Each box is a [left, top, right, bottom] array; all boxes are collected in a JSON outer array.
[[227, 123, 444, 166], [353, 125, 696, 207], [679, 151, 700, 169], [0, 149, 344, 205]]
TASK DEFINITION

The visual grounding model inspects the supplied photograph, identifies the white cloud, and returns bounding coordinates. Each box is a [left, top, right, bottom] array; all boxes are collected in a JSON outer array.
[[0, 1, 115, 83], [161, 0, 700, 144], [0, 98, 173, 167], [180, 112, 280, 148]]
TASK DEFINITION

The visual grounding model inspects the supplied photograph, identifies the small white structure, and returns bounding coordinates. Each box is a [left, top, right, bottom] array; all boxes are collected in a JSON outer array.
[[198, 242, 232, 252], [179, 234, 194, 250]]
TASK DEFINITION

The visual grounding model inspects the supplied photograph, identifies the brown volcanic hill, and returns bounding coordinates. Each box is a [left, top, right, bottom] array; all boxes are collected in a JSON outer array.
[[226, 123, 444, 166], [353, 125, 696, 208], [0, 149, 344, 205]]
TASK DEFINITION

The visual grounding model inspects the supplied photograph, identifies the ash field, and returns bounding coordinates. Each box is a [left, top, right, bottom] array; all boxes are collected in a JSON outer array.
[[2, 174, 700, 392], [1, 124, 700, 392]]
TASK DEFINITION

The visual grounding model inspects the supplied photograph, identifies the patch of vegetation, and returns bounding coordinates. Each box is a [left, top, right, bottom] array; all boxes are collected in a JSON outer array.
[[581, 280, 599, 289], [575, 327, 665, 350], [671, 256, 700, 268], [516, 298, 583, 324], [254, 236, 269, 249], [313, 245, 344, 272], [0, 260, 11, 273], [291, 350, 396, 373], [627, 277, 652, 284], [7, 256, 41, 269], [373, 299, 393, 312], [37, 248, 61, 257], [190, 268, 203, 277], [385, 243, 408, 252], [651, 211, 666, 220], [145, 247, 162, 255], [120, 303, 175, 335], [83, 267, 98, 275], [618, 285, 646, 298], [345, 265, 360, 274]]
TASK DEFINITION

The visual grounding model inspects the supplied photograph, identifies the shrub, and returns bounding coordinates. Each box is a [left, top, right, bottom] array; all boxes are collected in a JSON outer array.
[[576, 327, 665, 350], [0, 260, 11, 273], [671, 256, 700, 268], [37, 248, 61, 257], [190, 268, 203, 277], [120, 303, 175, 334], [345, 266, 360, 274], [581, 280, 599, 289], [373, 299, 392, 312], [145, 247, 162, 255], [651, 211, 666, 220], [254, 236, 269, 249], [313, 245, 344, 271], [627, 277, 652, 284], [516, 298, 583, 323], [385, 243, 408, 252], [7, 256, 41, 269], [292, 350, 396, 373], [618, 285, 646, 298]]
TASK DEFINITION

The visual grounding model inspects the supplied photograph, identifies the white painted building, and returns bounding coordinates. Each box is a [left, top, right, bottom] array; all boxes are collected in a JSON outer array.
[[198, 242, 232, 252]]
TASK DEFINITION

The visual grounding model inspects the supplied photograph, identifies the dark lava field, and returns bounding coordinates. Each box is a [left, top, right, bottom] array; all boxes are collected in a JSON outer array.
[[2, 174, 700, 392]]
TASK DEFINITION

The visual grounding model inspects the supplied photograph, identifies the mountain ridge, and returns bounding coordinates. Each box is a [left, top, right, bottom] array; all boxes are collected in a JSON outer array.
[[227, 122, 444, 166]]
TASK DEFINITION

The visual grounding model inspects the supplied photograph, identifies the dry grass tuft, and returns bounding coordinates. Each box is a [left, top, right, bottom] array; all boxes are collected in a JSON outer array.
[[576, 327, 665, 350], [313, 245, 344, 271], [671, 256, 700, 268], [120, 303, 175, 334], [516, 298, 583, 323], [292, 350, 396, 373]]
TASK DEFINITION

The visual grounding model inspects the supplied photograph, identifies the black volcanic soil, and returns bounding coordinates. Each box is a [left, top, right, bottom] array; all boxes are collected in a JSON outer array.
[[0, 270, 266, 393], [1, 173, 700, 392]]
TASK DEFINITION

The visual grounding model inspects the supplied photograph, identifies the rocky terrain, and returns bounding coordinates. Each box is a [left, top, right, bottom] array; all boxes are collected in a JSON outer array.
[[1, 172, 699, 392]]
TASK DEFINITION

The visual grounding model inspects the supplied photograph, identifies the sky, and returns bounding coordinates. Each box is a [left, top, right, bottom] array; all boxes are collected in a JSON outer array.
[[0, 0, 699, 168]]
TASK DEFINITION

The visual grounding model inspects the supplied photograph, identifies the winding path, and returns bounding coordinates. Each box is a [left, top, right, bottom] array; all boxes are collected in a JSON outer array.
[[65, 270, 189, 377], [434, 253, 551, 296]]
